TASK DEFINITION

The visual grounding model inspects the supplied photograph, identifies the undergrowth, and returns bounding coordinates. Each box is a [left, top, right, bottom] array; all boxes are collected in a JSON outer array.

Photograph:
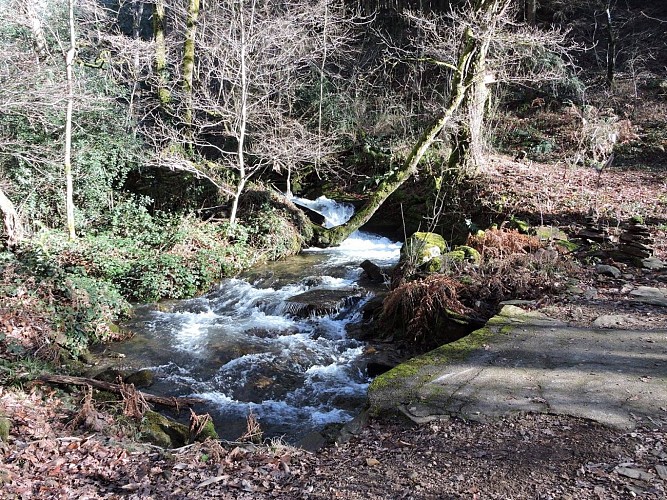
[[0, 188, 308, 361]]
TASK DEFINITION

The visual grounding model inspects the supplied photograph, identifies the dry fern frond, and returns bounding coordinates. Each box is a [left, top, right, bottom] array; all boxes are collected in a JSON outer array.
[[189, 408, 213, 441], [381, 275, 471, 342], [466, 228, 541, 258], [120, 379, 149, 420], [238, 410, 263, 444]]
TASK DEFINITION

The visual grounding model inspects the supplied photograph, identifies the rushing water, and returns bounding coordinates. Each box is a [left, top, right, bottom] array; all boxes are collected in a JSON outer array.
[[112, 196, 401, 442]]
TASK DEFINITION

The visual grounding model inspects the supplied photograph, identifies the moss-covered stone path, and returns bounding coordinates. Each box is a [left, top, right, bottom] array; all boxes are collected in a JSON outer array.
[[369, 305, 667, 429]]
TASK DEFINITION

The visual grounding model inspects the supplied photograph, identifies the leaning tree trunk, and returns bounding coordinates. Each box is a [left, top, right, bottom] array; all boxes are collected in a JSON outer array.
[[0, 188, 24, 247], [310, 0, 508, 248]]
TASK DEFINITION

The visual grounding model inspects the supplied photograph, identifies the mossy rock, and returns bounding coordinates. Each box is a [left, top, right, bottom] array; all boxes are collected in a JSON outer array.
[[453, 245, 481, 264], [508, 217, 530, 233], [195, 420, 219, 441], [401, 232, 447, 272], [140, 410, 190, 448], [419, 256, 443, 273], [124, 369, 155, 388], [94, 368, 127, 384], [140, 410, 219, 448], [0, 416, 11, 442]]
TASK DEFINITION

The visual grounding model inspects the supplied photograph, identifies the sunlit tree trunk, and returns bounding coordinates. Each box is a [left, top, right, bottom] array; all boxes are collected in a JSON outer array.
[[64, 0, 76, 240], [228, 0, 249, 227], [447, 0, 510, 175]]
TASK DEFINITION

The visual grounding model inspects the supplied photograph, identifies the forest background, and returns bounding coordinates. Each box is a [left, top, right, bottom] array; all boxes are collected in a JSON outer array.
[[0, 0, 665, 368]]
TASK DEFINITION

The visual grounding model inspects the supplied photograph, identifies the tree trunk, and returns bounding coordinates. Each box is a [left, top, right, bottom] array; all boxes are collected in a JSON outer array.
[[447, 28, 491, 174], [525, 0, 536, 25], [229, 0, 249, 227], [64, 0, 77, 240], [154, 0, 170, 107], [310, 0, 510, 248], [605, 4, 615, 89], [182, 0, 200, 132], [128, 0, 145, 129], [0, 188, 23, 247]]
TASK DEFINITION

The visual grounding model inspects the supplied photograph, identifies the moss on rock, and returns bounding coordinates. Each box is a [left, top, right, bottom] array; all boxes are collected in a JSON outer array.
[[140, 410, 189, 448], [402, 232, 448, 272], [124, 369, 155, 388]]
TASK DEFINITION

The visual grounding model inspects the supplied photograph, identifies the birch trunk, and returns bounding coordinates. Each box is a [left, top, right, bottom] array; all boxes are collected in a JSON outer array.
[[64, 0, 76, 240]]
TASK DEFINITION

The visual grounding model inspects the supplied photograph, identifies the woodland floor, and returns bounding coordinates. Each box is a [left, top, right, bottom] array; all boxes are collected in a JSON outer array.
[[2, 154, 667, 499]]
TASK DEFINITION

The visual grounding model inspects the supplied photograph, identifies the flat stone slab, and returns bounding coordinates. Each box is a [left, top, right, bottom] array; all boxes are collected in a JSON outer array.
[[369, 305, 667, 429]]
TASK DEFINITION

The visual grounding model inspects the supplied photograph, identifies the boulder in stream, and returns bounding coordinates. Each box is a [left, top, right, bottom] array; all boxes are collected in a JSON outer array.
[[283, 288, 364, 318]]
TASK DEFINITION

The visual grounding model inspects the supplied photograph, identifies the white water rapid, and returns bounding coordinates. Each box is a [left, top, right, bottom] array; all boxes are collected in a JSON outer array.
[[114, 196, 401, 442]]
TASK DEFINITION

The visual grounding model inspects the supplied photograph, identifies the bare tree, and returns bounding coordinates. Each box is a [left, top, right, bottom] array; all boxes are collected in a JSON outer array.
[[0, 0, 149, 234], [311, 0, 572, 246], [142, 0, 352, 226]]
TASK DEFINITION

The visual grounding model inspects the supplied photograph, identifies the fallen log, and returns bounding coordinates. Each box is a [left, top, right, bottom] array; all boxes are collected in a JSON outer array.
[[38, 374, 204, 408]]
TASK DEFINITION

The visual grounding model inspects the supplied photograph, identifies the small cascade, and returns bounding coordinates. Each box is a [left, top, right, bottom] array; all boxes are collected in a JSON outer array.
[[112, 196, 401, 442]]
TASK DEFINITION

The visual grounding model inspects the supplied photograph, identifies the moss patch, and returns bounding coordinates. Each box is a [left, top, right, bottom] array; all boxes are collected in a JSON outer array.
[[369, 325, 495, 392]]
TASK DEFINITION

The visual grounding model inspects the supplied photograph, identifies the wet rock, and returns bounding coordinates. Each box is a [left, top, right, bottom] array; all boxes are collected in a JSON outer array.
[[360, 260, 386, 283], [595, 264, 622, 278], [294, 204, 326, 226], [124, 369, 155, 388], [365, 349, 403, 378], [295, 431, 327, 452], [284, 288, 363, 318]]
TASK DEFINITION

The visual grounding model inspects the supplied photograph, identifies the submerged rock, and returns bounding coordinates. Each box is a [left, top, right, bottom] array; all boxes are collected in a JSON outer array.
[[284, 288, 363, 317]]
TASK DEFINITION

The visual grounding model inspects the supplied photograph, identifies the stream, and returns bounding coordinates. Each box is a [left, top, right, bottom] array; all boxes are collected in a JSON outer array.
[[110, 197, 401, 442]]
